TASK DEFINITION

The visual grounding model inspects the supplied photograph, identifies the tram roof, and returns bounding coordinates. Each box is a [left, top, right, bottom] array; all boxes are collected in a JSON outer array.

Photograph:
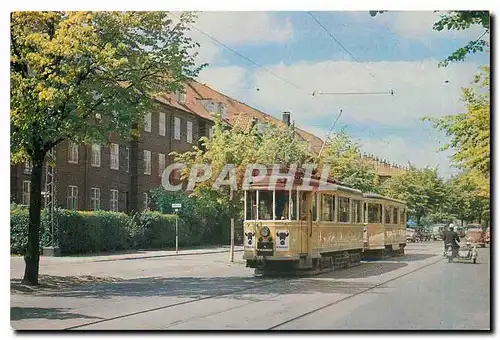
[[244, 167, 362, 195], [363, 192, 406, 205]]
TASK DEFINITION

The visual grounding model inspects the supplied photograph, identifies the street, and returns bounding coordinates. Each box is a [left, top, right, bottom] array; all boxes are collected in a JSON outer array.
[[11, 242, 490, 330]]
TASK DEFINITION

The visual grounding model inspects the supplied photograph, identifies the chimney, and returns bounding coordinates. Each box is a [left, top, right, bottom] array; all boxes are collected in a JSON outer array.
[[282, 111, 291, 126]]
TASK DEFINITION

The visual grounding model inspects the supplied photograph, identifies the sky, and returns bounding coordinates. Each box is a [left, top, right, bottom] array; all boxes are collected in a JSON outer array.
[[179, 11, 490, 178]]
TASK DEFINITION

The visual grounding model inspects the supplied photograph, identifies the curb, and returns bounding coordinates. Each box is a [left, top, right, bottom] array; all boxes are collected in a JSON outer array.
[[90, 249, 244, 263]]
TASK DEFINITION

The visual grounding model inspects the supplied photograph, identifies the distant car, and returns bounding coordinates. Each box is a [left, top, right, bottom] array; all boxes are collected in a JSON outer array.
[[431, 224, 446, 240], [406, 228, 416, 243], [485, 227, 490, 246], [465, 224, 486, 248]]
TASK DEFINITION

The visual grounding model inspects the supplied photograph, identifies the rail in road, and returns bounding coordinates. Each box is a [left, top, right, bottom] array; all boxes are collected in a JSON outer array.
[[66, 244, 449, 330]]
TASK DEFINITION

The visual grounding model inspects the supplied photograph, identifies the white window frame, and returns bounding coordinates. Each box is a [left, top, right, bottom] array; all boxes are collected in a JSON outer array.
[[144, 112, 152, 132], [110, 143, 119, 170], [126, 147, 130, 173], [176, 90, 186, 104], [158, 153, 165, 177], [110, 189, 119, 212], [67, 185, 78, 210], [144, 150, 151, 175], [159, 112, 166, 136], [24, 160, 32, 173], [174, 117, 181, 140], [90, 187, 100, 211], [187, 121, 193, 144], [22, 180, 30, 205], [68, 142, 79, 164], [91, 144, 101, 167]]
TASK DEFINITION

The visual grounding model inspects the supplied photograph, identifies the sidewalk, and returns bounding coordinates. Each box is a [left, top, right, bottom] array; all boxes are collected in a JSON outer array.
[[11, 245, 244, 265]]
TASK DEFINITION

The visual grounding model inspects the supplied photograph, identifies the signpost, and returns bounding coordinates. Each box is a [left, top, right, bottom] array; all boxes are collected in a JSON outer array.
[[172, 203, 182, 255]]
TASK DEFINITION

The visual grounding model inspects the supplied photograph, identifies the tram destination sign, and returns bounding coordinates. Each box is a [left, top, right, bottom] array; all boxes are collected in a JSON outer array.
[[172, 203, 182, 209]]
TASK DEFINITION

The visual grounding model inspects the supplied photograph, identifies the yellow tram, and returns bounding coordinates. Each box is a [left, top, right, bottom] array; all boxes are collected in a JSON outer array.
[[242, 169, 406, 275]]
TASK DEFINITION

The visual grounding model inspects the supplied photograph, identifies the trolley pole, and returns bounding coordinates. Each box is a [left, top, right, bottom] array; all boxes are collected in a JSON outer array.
[[175, 213, 179, 256], [229, 189, 234, 262]]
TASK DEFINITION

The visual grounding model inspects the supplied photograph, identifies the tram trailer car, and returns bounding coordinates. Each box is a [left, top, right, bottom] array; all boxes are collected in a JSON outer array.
[[242, 173, 407, 276]]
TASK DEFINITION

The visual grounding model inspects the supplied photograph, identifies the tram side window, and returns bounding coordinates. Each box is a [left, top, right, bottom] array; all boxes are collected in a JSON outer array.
[[368, 203, 382, 223], [275, 191, 290, 220], [352, 199, 362, 223], [291, 191, 297, 220], [259, 191, 273, 220], [338, 197, 350, 223], [321, 194, 334, 221], [400, 208, 406, 225], [393, 206, 398, 225], [246, 191, 257, 220], [384, 205, 392, 224], [299, 192, 308, 221]]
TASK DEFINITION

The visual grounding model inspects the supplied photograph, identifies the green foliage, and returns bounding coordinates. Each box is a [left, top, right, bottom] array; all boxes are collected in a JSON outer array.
[[11, 11, 204, 162], [424, 66, 490, 198], [11, 207, 226, 255], [319, 130, 380, 193], [381, 167, 446, 225]]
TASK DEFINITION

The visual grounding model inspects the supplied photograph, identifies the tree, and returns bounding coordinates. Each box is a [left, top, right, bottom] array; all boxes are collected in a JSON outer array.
[[11, 11, 204, 285], [318, 131, 380, 193], [424, 66, 490, 198], [381, 167, 447, 225], [369, 10, 489, 66]]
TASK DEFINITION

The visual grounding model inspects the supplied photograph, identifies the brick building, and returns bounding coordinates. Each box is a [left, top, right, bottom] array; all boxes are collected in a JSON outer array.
[[10, 79, 405, 213]]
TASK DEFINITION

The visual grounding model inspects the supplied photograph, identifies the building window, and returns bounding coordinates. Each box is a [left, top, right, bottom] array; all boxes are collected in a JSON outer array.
[[143, 192, 149, 210], [209, 126, 214, 139], [91, 144, 101, 167], [68, 142, 79, 164], [110, 143, 119, 170], [126, 147, 130, 173], [90, 187, 100, 211], [67, 186, 78, 210], [175, 89, 186, 104], [144, 112, 152, 132], [174, 117, 181, 140], [159, 112, 166, 136], [158, 153, 165, 177], [187, 121, 193, 144], [110, 189, 119, 212], [143, 150, 151, 175], [22, 181, 30, 205], [24, 160, 32, 173]]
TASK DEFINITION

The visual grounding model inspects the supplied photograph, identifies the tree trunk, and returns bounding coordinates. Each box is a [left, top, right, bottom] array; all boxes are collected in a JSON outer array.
[[22, 152, 45, 285]]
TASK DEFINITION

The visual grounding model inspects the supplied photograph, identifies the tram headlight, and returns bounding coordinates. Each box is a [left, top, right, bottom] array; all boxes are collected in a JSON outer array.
[[260, 226, 270, 238]]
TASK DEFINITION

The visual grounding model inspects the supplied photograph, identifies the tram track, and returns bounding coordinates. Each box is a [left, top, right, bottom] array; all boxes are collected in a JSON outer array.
[[267, 255, 445, 330], [65, 256, 425, 330]]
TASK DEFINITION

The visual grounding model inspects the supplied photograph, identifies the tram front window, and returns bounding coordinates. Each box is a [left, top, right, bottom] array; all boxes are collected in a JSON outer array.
[[393, 207, 399, 224], [275, 191, 290, 220], [384, 205, 392, 224], [338, 197, 350, 223], [258, 191, 273, 220], [246, 191, 257, 220]]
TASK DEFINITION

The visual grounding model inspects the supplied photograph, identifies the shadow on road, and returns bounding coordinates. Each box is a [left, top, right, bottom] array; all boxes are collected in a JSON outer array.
[[10, 307, 103, 321], [319, 262, 408, 279], [368, 254, 438, 262]]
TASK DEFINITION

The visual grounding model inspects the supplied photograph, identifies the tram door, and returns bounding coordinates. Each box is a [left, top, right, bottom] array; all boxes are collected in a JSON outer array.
[[299, 191, 313, 255]]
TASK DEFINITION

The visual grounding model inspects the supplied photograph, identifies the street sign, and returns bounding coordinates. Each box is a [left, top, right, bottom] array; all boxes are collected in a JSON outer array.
[[172, 203, 182, 209]]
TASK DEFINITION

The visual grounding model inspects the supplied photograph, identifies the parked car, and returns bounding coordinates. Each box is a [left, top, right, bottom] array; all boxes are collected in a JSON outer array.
[[406, 228, 416, 243], [455, 226, 466, 238], [465, 224, 486, 248], [485, 227, 490, 246]]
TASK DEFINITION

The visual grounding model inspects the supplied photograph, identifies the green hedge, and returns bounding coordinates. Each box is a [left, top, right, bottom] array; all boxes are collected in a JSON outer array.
[[10, 206, 223, 255]]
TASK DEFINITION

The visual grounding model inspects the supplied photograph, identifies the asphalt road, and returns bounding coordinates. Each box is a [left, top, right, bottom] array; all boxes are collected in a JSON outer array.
[[11, 242, 490, 330]]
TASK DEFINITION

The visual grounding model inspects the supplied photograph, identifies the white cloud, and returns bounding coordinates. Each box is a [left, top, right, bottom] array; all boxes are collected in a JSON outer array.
[[197, 65, 248, 100], [195, 12, 293, 44]]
